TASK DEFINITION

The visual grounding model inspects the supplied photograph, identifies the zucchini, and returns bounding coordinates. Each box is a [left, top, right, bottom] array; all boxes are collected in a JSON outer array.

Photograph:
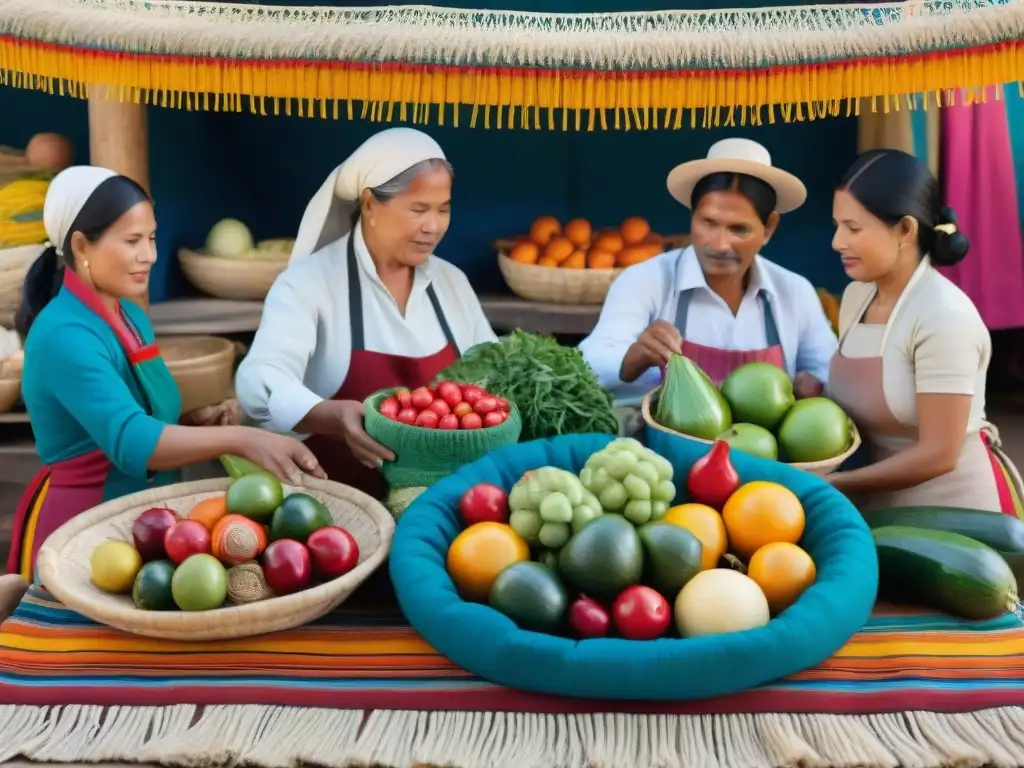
[[863, 506, 1024, 584], [872, 525, 1019, 620]]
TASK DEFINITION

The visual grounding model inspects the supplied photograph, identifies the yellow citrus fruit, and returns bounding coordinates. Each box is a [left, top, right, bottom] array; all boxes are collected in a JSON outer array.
[[90, 540, 143, 594], [747, 542, 817, 615], [722, 481, 805, 559], [660, 503, 728, 570], [446, 522, 529, 601]]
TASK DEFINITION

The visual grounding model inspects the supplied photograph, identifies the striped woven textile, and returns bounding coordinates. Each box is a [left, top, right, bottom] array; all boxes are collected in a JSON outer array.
[[1, 585, 1023, 714]]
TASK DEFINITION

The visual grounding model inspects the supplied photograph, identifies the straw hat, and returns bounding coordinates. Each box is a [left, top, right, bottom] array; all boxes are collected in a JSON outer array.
[[666, 138, 808, 214]]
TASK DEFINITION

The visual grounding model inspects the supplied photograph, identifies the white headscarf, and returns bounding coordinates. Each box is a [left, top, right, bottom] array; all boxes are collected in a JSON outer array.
[[43, 165, 118, 260], [290, 128, 446, 263]]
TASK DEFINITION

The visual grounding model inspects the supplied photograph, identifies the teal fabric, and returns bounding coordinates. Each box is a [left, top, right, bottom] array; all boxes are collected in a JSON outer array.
[[390, 433, 878, 701], [22, 288, 181, 499]]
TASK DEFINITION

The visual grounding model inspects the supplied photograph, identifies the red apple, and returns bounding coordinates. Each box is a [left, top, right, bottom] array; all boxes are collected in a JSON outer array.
[[306, 526, 360, 580], [163, 519, 211, 565], [261, 539, 312, 594], [132, 507, 181, 561], [458, 483, 509, 525]]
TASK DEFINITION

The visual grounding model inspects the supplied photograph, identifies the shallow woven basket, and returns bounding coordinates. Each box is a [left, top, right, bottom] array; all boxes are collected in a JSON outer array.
[[495, 234, 690, 305], [641, 387, 861, 477], [178, 240, 292, 301], [37, 476, 395, 641], [160, 335, 237, 413], [0, 244, 44, 328], [0, 350, 22, 413]]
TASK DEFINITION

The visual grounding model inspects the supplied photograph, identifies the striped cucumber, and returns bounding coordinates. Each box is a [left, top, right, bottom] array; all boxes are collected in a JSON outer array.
[[863, 506, 1024, 584], [872, 526, 1019, 620]]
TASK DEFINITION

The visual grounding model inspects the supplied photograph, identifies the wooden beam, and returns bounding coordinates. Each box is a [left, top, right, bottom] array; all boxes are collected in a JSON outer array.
[[87, 90, 151, 307]]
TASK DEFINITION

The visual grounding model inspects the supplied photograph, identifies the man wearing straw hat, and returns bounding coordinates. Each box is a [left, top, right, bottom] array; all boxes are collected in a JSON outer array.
[[580, 138, 837, 395]]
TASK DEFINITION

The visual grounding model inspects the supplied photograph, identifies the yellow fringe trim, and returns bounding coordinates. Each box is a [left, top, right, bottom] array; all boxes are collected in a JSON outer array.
[[0, 39, 1022, 127], [2, 704, 1024, 767]]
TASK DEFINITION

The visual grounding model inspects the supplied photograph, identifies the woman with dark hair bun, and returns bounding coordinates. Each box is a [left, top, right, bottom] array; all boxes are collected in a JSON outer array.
[[827, 149, 1022, 516], [6, 166, 326, 581]]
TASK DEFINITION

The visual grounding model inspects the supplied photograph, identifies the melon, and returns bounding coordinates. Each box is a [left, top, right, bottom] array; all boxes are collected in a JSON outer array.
[[673, 568, 770, 638], [205, 218, 254, 259]]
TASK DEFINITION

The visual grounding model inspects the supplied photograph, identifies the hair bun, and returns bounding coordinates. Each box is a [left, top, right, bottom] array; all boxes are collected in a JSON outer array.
[[931, 205, 970, 267]]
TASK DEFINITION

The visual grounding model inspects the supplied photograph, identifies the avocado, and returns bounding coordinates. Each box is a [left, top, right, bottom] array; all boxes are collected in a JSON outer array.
[[489, 561, 568, 634], [638, 522, 703, 599], [132, 559, 177, 611], [558, 515, 643, 601], [269, 493, 333, 542]]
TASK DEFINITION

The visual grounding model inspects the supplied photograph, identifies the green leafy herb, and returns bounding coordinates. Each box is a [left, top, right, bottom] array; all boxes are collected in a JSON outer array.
[[435, 330, 619, 442]]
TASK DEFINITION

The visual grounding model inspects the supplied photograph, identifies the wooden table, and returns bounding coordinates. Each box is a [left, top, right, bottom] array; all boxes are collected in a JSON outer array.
[[148, 295, 603, 336]]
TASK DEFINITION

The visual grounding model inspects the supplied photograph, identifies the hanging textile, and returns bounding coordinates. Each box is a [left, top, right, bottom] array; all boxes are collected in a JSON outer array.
[[857, 97, 940, 176], [938, 87, 1024, 331]]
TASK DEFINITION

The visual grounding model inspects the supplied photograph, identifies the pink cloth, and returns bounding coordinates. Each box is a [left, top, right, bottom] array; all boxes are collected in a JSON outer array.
[[938, 88, 1024, 330]]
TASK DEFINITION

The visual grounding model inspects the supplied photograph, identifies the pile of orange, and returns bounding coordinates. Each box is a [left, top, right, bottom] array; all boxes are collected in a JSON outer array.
[[661, 481, 816, 616], [508, 215, 665, 270]]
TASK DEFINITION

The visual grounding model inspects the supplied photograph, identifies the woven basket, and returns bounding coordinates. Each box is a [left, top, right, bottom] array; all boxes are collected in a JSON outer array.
[[496, 234, 690, 305], [0, 350, 22, 413], [179, 241, 292, 301], [641, 387, 861, 477], [37, 476, 395, 641], [0, 244, 44, 329], [160, 335, 237, 413], [364, 388, 523, 489]]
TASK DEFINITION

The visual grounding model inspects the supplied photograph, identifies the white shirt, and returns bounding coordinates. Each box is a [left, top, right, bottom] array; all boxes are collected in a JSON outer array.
[[235, 224, 498, 435], [579, 246, 838, 396]]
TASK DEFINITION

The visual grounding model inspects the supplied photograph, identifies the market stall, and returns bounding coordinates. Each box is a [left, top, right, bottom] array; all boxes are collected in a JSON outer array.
[[1, 0, 1024, 766]]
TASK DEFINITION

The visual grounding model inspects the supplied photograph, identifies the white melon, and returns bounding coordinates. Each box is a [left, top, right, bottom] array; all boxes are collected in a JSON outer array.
[[674, 568, 770, 638]]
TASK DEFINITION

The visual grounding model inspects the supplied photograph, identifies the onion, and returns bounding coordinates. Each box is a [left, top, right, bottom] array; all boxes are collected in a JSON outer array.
[[205, 218, 254, 259]]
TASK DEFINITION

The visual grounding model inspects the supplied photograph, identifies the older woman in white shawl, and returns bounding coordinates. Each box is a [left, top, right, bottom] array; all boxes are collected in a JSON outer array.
[[235, 128, 496, 498]]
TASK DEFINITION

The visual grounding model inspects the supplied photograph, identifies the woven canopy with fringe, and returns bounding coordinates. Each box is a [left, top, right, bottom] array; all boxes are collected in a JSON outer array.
[[0, 0, 1023, 128]]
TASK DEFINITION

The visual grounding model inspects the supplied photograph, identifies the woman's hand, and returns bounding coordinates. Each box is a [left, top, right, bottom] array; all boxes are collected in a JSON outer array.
[[185, 399, 239, 427], [238, 428, 327, 483], [297, 399, 395, 469]]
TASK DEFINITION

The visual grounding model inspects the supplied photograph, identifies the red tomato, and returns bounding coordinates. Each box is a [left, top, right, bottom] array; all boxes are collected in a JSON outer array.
[[453, 402, 473, 418], [494, 397, 509, 410], [438, 413, 459, 430], [410, 386, 434, 410], [460, 413, 483, 430], [474, 396, 499, 415], [461, 386, 484, 406], [378, 396, 399, 420], [612, 586, 671, 640], [415, 410, 440, 429], [436, 381, 463, 407], [458, 483, 509, 525], [427, 398, 451, 417], [396, 408, 418, 425], [163, 520, 212, 565], [483, 411, 506, 428], [394, 388, 413, 409]]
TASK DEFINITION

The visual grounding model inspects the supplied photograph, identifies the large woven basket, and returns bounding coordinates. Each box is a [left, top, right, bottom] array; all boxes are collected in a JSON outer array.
[[37, 476, 395, 641], [178, 240, 292, 301], [642, 387, 861, 477], [160, 335, 237, 413], [0, 351, 21, 413], [496, 234, 690, 305], [0, 244, 44, 328]]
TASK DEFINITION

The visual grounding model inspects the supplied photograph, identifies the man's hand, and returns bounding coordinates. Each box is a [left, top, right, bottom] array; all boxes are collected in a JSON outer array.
[[619, 320, 684, 383], [793, 371, 824, 399]]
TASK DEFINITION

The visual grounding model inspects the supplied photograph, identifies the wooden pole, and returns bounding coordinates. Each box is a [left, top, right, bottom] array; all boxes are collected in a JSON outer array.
[[87, 89, 151, 307]]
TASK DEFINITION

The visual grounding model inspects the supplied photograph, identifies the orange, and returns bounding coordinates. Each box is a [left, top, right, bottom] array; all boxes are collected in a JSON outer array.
[[616, 243, 661, 268], [721, 481, 806, 559], [592, 232, 625, 254], [661, 503, 728, 570], [587, 249, 617, 269], [563, 218, 592, 248], [529, 215, 562, 246], [543, 236, 575, 264], [447, 522, 529, 601], [561, 250, 587, 269], [644, 233, 666, 250], [537, 255, 562, 267], [188, 495, 229, 531], [747, 542, 816, 614], [509, 241, 540, 264], [620, 216, 651, 245]]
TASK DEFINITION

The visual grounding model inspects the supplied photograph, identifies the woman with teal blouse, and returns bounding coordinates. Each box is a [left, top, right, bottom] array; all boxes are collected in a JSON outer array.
[[5, 166, 325, 581]]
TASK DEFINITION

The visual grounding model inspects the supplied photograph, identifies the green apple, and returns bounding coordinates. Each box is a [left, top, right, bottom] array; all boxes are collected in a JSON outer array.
[[717, 423, 779, 461]]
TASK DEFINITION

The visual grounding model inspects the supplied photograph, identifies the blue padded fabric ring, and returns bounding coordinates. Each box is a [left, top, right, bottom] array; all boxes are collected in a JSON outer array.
[[390, 432, 877, 701]]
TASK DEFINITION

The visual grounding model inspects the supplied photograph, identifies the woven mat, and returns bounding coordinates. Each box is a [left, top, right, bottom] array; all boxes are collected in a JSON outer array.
[[1, 585, 1023, 768]]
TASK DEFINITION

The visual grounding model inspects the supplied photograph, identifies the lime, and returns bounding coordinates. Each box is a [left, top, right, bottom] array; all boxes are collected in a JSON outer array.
[[226, 473, 284, 523], [721, 363, 795, 431], [171, 554, 228, 611], [778, 398, 852, 463]]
